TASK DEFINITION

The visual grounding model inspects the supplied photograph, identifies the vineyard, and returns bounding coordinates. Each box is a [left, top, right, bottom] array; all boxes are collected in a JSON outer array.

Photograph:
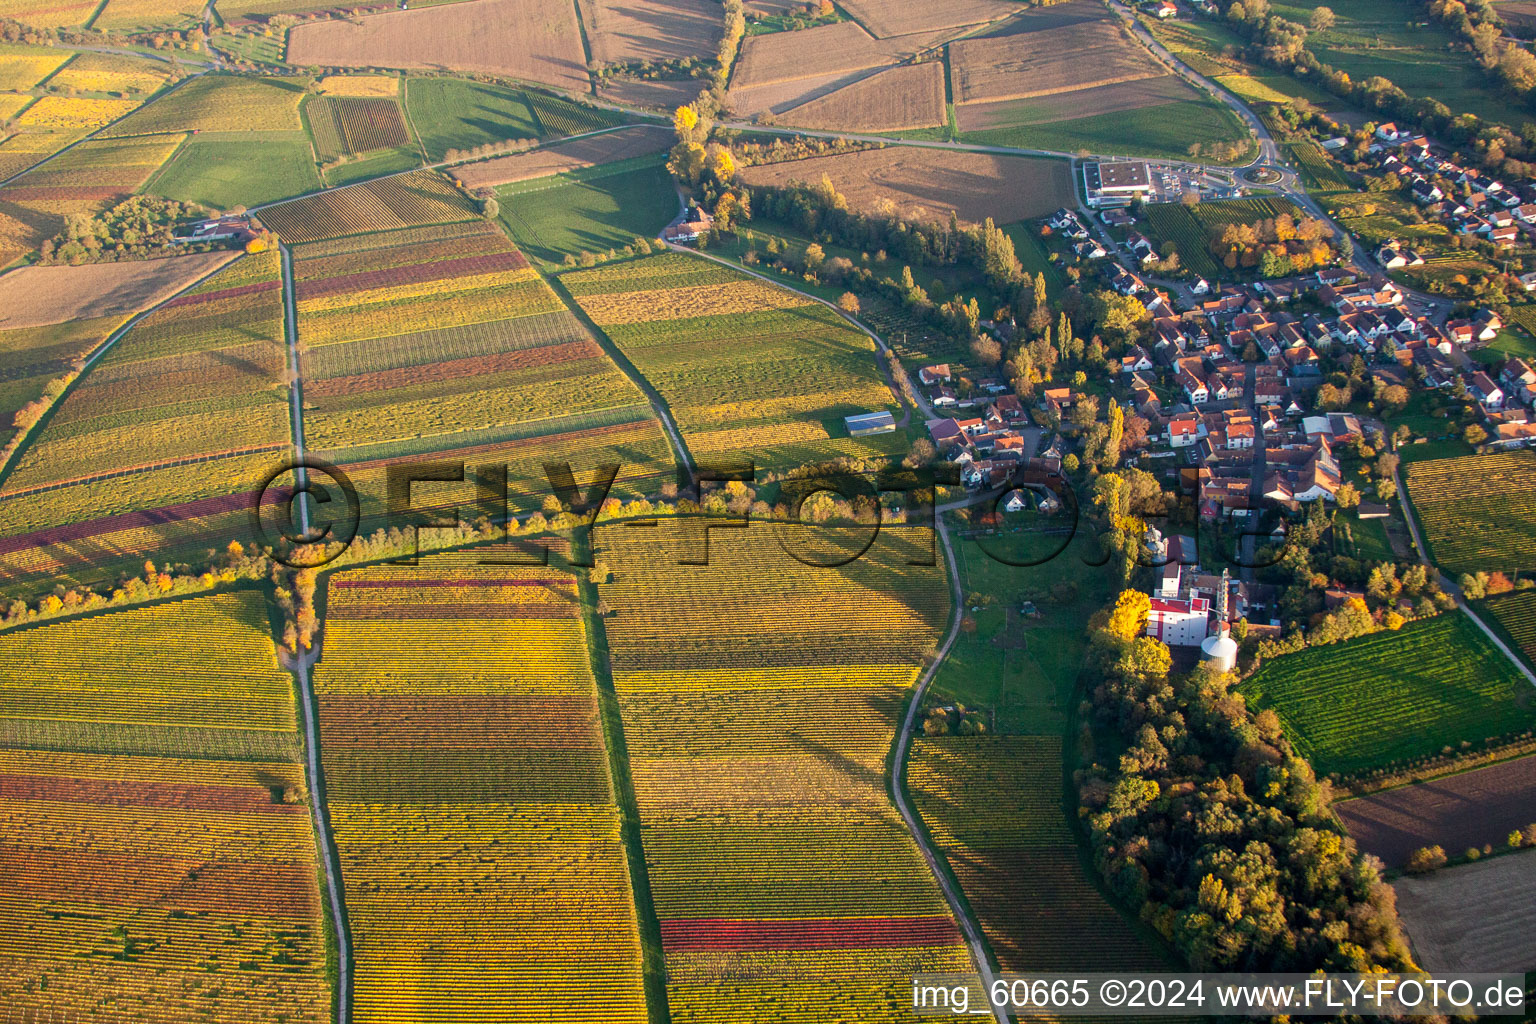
[[1239, 613, 1536, 777], [1285, 139, 1353, 192], [1404, 451, 1536, 575], [1482, 590, 1536, 669], [909, 736, 1164, 971], [313, 555, 648, 1024], [596, 520, 972, 1022], [100, 74, 307, 136], [291, 221, 671, 520], [0, 254, 289, 592], [0, 590, 330, 1023], [307, 96, 411, 159], [259, 170, 476, 244], [1141, 203, 1222, 281], [563, 253, 903, 472]]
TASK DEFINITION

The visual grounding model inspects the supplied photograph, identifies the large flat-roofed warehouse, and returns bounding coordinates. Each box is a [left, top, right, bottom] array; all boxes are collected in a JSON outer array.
[[1084, 160, 1153, 206]]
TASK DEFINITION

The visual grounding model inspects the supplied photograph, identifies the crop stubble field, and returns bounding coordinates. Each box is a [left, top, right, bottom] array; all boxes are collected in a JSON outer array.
[[563, 252, 904, 471], [581, 0, 723, 64], [1335, 755, 1536, 867], [313, 555, 648, 1023], [596, 520, 972, 1021], [736, 147, 1074, 224], [286, 0, 589, 92], [455, 125, 672, 190], [779, 62, 946, 133], [1393, 849, 1536, 974], [0, 591, 329, 1023]]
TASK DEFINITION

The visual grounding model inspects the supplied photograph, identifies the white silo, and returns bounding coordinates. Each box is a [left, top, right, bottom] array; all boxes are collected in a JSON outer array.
[[1200, 567, 1239, 673]]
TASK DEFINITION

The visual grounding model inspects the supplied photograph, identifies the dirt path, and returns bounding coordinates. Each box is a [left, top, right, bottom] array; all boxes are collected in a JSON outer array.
[[279, 242, 311, 536], [284, 645, 353, 1024]]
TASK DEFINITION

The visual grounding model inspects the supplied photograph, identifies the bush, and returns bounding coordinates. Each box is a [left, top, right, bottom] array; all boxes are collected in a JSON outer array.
[[1405, 845, 1447, 873]]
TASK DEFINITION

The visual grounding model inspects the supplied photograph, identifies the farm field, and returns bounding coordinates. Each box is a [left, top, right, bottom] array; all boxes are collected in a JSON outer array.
[[1140, 204, 1223, 282], [257, 170, 476, 245], [286, 0, 589, 92], [0, 250, 236, 330], [580, 0, 722, 64], [291, 220, 671, 520], [496, 155, 675, 264], [1403, 451, 1536, 576], [90, 0, 203, 31], [1394, 849, 1536, 974], [909, 736, 1166, 971], [562, 252, 903, 472], [144, 134, 323, 209], [837, 0, 1023, 38], [735, 147, 1074, 225], [45, 50, 175, 96], [1239, 613, 1536, 778], [726, 20, 951, 115], [100, 75, 308, 136], [779, 61, 945, 133], [313, 555, 649, 1023], [0, 590, 330, 1023], [595, 520, 973, 1022], [0, 315, 124, 451], [0, 254, 289, 592], [0, 43, 69, 91], [0, 0, 95, 26], [948, 13, 1159, 105], [1335, 755, 1536, 867], [455, 125, 672, 190]]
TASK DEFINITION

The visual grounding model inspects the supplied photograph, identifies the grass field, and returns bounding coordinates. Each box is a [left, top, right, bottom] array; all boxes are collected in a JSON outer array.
[[0, 590, 329, 1023], [562, 252, 905, 472], [930, 522, 1114, 735], [960, 98, 1254, 163], [909, 736, 1167, 971], [313, 554, 649, 1022], [595, 520, 972, 1022], [405, 78, 540, 160], [143, 135, 322, 209], [1240, 613, 1536, 777], [497, 156, 675, 264], [1271, 0, 1533, 134], [1403, 451, 1536, 575]]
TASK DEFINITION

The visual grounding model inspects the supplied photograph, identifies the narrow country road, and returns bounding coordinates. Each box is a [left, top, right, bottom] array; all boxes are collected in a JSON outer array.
[[890, 517, 1011, 1024], [1391, 464, 1536, 687], [279, 243, 311, 537]]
